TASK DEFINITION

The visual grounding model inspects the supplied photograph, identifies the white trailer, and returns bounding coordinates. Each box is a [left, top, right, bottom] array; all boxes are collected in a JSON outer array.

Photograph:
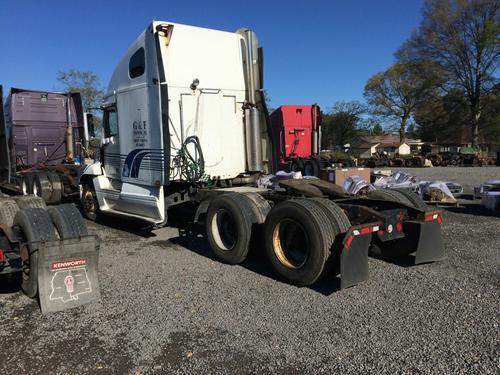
[[79, 21, 444, 288]]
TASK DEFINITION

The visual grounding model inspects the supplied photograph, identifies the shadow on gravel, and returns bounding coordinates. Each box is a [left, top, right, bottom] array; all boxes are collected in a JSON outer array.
[[372, 254, 419, 268], [168, 223, 343, 296], [444, 203, 499, 218], [308, 276, 342, 296], [0, 273, 22, 294], [94, 215, 158, 238]]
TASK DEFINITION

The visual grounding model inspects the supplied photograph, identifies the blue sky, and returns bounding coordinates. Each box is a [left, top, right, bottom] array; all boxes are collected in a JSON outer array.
[[0, 0, 423, 111]]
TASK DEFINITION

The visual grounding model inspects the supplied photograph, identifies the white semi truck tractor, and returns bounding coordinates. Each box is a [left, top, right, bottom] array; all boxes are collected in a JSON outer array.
[[79, 21, 444, 288]]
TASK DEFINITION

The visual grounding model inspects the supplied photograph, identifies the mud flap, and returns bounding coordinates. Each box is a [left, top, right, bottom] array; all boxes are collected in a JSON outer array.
[[36, 235, 100, 314], [338, 226, 374, 289], [403, 220, 445, 264]]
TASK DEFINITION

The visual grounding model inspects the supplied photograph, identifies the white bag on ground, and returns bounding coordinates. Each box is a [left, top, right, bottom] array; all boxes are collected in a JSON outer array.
[[418, 181, 457, 203], [481, 191, 500, 211], [344, 175, 375, 195]]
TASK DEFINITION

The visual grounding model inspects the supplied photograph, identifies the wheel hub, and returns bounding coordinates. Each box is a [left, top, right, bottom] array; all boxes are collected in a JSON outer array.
[[272, 219, 309, 269], [212, 209, 237, 251]]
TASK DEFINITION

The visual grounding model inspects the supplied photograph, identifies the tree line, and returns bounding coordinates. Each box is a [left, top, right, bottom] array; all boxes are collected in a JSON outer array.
[[322, 0, 499, 149]]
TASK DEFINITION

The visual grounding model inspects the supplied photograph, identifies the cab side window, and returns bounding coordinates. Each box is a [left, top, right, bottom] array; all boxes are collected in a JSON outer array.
[[129, 47, 145, 79], [103, 108, 118, 138]]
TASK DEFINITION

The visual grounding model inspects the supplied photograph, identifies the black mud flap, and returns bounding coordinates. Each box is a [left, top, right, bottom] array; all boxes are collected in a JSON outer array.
[[338, 225, 374, 289], [404, 220, 445, 264], [37, 235, 100, 314]]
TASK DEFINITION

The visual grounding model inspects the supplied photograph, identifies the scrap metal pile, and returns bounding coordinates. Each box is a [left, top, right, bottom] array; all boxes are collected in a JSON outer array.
[[342, 170, 461, 205]]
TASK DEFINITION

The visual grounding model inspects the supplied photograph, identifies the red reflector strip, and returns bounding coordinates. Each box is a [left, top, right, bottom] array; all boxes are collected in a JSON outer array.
[[0, 250, 5, 262], [345, 235, 354, 248], [360, 227, 370, 235], [425, 213, 439, 222], [396, 222, 403, 232], [377, 230, 384, 235], [437, 215, 443, 225]]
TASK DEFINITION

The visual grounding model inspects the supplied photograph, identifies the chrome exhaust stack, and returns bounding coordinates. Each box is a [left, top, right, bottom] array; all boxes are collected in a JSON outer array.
[[238, 28, 264, 172]]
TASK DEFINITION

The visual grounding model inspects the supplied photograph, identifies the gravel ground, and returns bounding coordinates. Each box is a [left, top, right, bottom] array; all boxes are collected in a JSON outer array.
[[1, 167, 499, 374]]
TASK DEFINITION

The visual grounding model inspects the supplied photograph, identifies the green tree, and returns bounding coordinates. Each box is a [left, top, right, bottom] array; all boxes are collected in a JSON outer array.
[[479, 83, 500, 143], [372, 122, 385, 136], [364, 61, 438, 143], [414, 89, 469, 143], [322, 101, 366, 148], [57, 69, 104, 110], [398, 0, 500, 147]]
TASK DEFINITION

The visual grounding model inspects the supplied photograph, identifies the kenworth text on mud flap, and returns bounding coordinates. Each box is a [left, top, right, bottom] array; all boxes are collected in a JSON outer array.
[[79, 21, 445, 289]]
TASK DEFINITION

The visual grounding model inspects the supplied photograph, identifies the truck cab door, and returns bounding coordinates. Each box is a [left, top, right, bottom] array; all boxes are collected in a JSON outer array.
[[101, 106, 121, 181]]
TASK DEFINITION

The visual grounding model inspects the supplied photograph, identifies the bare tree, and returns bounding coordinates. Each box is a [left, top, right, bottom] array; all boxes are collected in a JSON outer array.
[[398, 0, 500, 147], [57, 69, 104, 111], [364, 62, 437, 142]]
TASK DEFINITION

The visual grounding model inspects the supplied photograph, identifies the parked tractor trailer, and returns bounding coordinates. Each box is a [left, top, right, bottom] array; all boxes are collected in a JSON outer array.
[[0, 87, 100, 313], [0, 86, 95, 204], [78, 21, 444, 288], [269, 104, 355, 176]]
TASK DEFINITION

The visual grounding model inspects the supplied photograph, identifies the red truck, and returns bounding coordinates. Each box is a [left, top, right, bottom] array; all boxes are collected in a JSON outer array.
[[270, 104, 354, 176]]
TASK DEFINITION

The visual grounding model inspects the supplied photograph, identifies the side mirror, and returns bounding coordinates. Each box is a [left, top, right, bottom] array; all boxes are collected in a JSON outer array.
[[86, 113, 95, 138]]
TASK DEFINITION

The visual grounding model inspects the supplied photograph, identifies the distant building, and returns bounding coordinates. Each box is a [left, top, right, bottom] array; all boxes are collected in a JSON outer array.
[[349, 135, 423, 157], [431, 127, 498, 156], [349, 142, 378, 159]]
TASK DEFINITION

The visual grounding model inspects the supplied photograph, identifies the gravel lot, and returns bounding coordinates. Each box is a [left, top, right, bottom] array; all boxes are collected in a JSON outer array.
[[1, 167, 499, 374]]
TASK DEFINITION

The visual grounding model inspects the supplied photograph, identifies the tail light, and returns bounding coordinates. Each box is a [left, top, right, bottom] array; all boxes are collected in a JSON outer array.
[[0, 249, 6, 263]]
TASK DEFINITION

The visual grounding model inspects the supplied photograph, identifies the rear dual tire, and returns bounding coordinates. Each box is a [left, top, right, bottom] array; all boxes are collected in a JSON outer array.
[[21, 172, 62, 205], [389, 188, 428, 211], [303, 160, 320, 177], [14, 195, 46, 209], [11, 204, 88, 298], [264, 199, 341, 286], [290, 159, 304, 173], [206, 194, 352, 287], [0, 198, 20, 227], [205, 193, 256, 265], [14, 208, 57, 298], [48, 204, 89, 239]]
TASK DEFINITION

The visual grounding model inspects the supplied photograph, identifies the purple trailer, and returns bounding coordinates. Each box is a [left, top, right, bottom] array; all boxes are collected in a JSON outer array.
[[0, 86, 100, 313], [0, 86, 87, 204]]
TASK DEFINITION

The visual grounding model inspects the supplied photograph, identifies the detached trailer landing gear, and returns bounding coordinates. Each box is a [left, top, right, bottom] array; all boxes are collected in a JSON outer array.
[[0, 196, 100, 313]]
